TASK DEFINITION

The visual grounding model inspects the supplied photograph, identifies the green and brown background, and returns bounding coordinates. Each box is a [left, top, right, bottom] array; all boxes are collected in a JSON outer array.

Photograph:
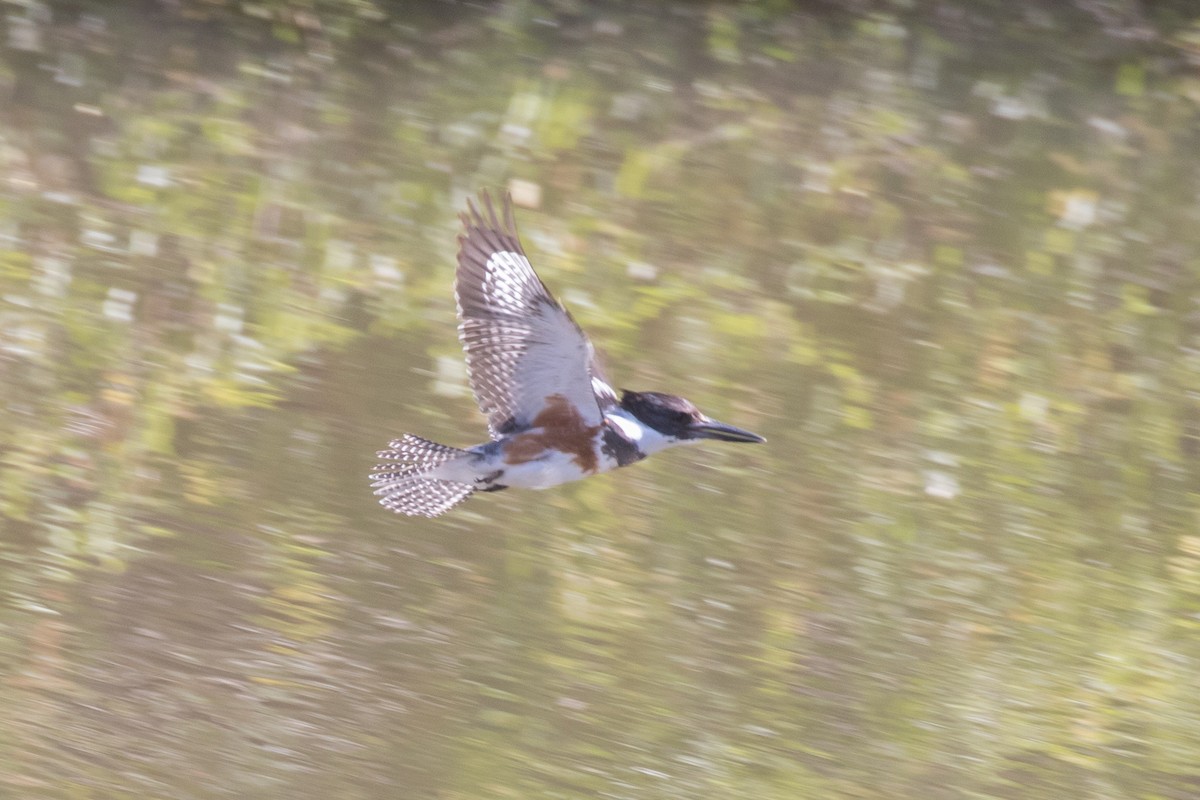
[[2, 1, 1200, 797]]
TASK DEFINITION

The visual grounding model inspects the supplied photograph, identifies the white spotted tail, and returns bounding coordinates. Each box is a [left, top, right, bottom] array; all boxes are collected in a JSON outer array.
[[370, 435, 474, 518]]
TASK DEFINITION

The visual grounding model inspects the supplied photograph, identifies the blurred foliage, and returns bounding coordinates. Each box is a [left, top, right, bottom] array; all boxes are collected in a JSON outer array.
[[2, 0, 1200, 798]]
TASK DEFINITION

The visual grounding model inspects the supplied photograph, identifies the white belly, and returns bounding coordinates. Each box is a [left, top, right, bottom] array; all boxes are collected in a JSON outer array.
[[496, 448, 594, 489], [429, 430, 621, 491]]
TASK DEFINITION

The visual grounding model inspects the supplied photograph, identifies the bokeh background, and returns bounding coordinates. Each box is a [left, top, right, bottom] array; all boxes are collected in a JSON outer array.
[[3, 1, 1200, 797]]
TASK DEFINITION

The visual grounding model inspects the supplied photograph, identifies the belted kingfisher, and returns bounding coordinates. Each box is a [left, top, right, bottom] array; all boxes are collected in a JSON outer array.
[[370, 190, 765, 517]]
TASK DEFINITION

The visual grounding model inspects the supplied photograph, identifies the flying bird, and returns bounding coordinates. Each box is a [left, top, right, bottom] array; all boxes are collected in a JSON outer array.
[[370, 191, 765, 517]]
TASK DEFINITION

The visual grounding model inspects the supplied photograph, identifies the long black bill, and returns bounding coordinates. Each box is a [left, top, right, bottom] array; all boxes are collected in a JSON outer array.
[[688, 419, 767, 444]]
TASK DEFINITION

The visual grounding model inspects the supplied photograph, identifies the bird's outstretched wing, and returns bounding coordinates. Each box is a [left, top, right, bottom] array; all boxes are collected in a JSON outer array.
[[455, 191, 617, 439]]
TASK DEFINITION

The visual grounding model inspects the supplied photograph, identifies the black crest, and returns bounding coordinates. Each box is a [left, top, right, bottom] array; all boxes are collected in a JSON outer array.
[[620, 390, 702, 436]]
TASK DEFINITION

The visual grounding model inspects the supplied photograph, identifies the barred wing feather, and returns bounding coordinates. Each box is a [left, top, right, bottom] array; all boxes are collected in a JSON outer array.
[[456, 192, 616, 438]]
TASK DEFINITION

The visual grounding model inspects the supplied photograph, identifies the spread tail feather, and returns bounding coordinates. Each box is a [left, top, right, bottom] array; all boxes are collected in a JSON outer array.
[[370, 434, 474, 517]]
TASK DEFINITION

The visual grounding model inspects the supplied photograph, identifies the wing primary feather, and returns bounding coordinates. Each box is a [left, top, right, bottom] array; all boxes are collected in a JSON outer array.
[[482, 189, 501, 231], [502, 192, 519, 238]]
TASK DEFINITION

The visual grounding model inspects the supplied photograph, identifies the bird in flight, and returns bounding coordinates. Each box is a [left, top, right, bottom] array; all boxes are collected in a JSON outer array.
[[370, 190, 765, 517]]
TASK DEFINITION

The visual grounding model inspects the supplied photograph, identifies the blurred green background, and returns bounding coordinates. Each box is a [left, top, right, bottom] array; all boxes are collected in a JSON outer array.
[[3, 0, 1200, 797]]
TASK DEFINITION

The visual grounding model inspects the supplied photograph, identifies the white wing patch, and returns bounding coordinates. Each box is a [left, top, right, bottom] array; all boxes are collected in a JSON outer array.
[[483, 252, 537, 312]]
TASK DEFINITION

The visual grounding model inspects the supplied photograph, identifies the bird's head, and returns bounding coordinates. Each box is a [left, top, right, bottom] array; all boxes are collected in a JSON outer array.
[[619, 390, 766, 445]]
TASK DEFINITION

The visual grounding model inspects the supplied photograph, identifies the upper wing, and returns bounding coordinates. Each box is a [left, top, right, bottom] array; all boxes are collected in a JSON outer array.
[[455, 191, 615, 439]]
